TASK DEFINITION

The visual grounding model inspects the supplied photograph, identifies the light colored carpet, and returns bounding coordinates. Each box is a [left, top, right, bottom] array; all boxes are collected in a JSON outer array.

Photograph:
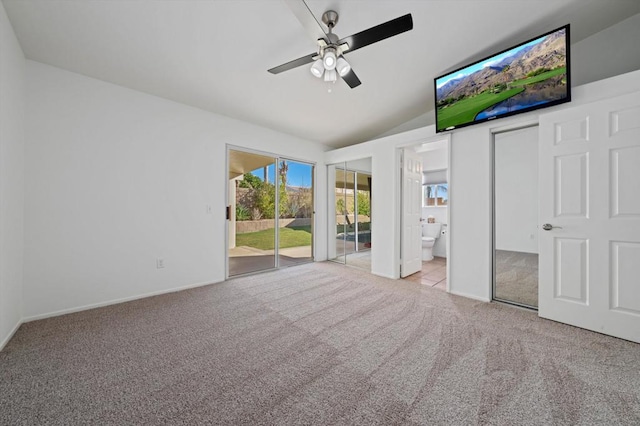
[[229, 254, 312, 276], [495, 250, 538, 308], [343, 250, 372, 271], [2, 262, 639, 425]]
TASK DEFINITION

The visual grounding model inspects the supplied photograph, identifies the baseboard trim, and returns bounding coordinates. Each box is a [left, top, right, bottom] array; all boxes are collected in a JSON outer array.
[[23, 280, 219, 323], [449, 289, 491, 303], [0, 319, 23, 352]]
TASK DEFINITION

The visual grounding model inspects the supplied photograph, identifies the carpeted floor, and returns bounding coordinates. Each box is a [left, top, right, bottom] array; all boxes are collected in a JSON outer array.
[[2, 262, 639, 425], [495, 250, 538, 308], [228, 254, 312, 276], [332, 250, 372, 271]]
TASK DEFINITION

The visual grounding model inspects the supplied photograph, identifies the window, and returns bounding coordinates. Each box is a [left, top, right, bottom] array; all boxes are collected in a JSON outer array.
[[423, 184, 448, 207]]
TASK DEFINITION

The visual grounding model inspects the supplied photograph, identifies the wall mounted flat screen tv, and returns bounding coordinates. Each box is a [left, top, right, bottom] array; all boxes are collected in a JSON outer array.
[[435, 25, 570, 133]]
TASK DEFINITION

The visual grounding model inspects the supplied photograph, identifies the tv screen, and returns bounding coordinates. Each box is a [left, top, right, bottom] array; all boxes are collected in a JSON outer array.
[[435, 25, 570, 133]]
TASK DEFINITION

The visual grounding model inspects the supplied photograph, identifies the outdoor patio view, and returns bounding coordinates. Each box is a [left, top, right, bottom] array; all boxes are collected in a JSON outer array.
[[228, 149, 314, 276]]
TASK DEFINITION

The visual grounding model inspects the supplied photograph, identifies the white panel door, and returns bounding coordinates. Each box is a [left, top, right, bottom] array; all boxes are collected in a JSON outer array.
[[401, 148, 423, 277], [539, 90, 640, 343]]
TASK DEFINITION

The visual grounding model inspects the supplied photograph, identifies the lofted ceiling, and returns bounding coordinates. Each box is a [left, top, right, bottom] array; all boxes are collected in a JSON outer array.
[[3, 0, 640, 148]]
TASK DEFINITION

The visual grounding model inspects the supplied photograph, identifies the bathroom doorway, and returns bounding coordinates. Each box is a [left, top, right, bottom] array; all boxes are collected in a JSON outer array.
[[492, 125, 539, 309], [401, 137, 450, 290]]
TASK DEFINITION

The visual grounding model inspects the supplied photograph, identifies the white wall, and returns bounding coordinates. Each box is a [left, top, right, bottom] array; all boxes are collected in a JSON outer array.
[[494, 126, 539, 253], [346, 157, 372, 173], [422, 208, 447, 225], [445, 123, 493, 301], [421, 148, 448, 172], [23, 61, 328, 320], [326, 129, 444, 279], [375, 13, 640, 141], [449, 70, 640, 301], [7, 9, 640, 334], [0, 3, 25, 350], [327, 69, 640, 301], [572, 13, 640, 87], [373, 110, 435, 140]]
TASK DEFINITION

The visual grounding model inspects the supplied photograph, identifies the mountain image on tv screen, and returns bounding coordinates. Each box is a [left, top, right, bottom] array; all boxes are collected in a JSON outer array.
[[435, 26, 569, 132]]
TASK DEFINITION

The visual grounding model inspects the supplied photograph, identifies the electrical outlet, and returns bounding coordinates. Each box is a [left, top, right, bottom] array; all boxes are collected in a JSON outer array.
[[206, 204, 212, 214], [156, 258, 165, 269], [530, 234, 535, 239]]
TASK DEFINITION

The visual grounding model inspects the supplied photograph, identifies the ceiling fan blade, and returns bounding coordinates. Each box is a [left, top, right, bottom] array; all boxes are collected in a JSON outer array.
[[342, 69, 362, 89], [284, 0, 328, 42], [268, 52, 316, 74], [338, 14, 413, 54]]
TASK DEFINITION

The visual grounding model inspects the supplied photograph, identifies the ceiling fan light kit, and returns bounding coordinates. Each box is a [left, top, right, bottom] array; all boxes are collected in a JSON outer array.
[[323, 68, 337, 83], [269, 1, 413, 89], [310, 46, 348, 82], [310, 59, 324, 77], [336, 57, 351, 77], [322, 48, 337, 70]]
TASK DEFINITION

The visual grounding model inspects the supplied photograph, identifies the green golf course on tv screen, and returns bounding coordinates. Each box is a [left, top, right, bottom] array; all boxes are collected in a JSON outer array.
[[435, 25, 570, 133]]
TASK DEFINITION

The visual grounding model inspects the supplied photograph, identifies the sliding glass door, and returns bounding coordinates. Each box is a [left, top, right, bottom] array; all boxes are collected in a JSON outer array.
[[227, 148, 314, 277], [228, 150, 277, 276], [278, 160, 314, 267]]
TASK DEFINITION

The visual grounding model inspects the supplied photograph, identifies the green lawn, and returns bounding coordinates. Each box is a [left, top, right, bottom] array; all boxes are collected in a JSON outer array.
[[510, 67, 566, 87], [437, 66, 567, 130], [437, 87, 525, 130], [236, 226, 311, 250]]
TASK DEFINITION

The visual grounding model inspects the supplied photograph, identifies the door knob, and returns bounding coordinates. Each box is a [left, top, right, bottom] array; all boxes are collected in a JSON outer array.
[[542, 223, 562, 231]]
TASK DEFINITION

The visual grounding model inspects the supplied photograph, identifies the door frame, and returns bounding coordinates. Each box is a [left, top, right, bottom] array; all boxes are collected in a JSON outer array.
[[491, 122, 539, 309], [225, 144, 317, 279], [397, 134, 451, 290]]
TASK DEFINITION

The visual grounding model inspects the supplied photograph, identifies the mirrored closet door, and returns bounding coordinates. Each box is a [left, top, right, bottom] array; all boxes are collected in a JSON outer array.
[[328, 159, 372, 271], [493, 126, 539, 308]]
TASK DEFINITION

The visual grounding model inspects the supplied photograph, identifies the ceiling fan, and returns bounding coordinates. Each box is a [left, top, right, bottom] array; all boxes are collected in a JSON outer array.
[[268, 0, 413, 88]]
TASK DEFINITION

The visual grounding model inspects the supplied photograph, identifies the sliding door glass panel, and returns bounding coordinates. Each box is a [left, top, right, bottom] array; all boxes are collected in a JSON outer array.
[[330, 164, 347, 264], [329, 161, 373, 270], [228, 149, 277, 276], [355, 172, 372, 252], [337, 165, 348, 263], [344, 170, 357, 256], [278, 159, 314, 267], [493, 127, 539, 308], [344, 166, 372, 271], [326, 164, 338, 262]]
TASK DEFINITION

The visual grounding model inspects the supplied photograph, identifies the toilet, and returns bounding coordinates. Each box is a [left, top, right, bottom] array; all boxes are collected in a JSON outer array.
[[421, 222, 442, 261]]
